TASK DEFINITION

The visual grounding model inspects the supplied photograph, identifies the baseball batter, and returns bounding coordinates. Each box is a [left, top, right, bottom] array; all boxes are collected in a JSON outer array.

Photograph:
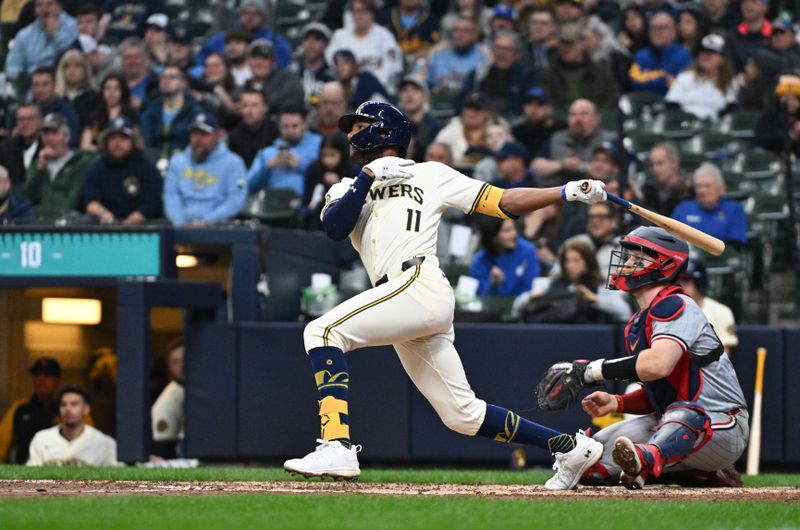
[[537, 226, 749, 489], [283, 101, 607, 489]]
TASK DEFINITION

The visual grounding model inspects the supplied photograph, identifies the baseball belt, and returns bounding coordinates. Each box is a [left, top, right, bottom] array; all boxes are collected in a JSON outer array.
[[375, 256, 426, 287]]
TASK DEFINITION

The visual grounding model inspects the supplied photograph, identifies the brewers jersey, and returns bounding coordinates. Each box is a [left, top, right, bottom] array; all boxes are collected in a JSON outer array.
[[27, 425, 117, 466]]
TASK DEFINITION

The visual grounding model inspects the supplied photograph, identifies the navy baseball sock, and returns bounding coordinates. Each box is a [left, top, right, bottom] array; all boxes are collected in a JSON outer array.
[[309, 346, 351, 448], [477, 404, 576, 454]]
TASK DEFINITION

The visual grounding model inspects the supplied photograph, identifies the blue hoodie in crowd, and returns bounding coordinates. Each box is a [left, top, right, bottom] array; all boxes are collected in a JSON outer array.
[[163, 141, 248, 225]]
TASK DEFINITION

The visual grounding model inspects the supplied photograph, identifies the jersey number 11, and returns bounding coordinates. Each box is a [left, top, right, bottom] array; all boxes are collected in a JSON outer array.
[[406, 209, 421, 232]]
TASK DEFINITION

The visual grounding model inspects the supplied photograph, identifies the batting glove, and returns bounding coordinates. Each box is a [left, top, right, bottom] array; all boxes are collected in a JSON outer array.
[[364, 156, 415, 181], [562, 179, 607, 205]]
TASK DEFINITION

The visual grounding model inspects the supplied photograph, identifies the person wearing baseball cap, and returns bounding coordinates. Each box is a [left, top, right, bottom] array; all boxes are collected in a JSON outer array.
[[755, 74, 800, 156], [163, 112, 248, 226], [727, 0, 772, 72], [332, 49, 392, 110], [554, 0, 584, 23], [82, 116, 162, 225], [377, 0, 442, 64], [665, 33, 737, 120], [143, 13, 169, 66], [0, 357, 62, 464], [244, 39, 305, 113], [491, 141, 535, 189], [512, 87, 564, 162], [490, 3, 517, 34], [397, 76, 441, 162], [195, 0, 293, 71], [768, 15, 800, 72], [292, 23, 335, 108], [22, 112, 96, 219]]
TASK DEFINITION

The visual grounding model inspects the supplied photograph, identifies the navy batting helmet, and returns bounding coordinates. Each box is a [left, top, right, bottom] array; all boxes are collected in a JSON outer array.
[[681, 258, 708, 291], [608, 226, 689, 291], [337, 101, 411, 157]]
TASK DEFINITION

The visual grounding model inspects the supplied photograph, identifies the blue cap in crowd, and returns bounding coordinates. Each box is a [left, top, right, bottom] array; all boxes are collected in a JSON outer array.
[[190, 112, 220, 133], [492, 3, 517, 21], [333, 49, 357, 63], [523, 86, 549, 104], [496, 141, 529, 163], [107, 116, 135, 136]]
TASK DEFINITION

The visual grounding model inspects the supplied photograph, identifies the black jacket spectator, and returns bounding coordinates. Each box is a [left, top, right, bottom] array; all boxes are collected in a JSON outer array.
[[0, 136, 41, 188], [228, 118, 279, 169], [82, 151, 163, 220]]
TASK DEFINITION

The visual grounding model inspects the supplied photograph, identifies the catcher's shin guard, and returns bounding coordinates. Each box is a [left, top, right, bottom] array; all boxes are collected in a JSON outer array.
[[648, 401, 712, 475]]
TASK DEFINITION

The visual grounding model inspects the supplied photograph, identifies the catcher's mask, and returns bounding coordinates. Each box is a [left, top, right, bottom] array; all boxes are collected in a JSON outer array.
[[608, 226, 689, 292]]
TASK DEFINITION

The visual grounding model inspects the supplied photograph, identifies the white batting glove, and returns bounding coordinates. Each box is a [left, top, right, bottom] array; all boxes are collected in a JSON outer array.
[[364, 156, 415, 181], [562, 179, 607, 205]]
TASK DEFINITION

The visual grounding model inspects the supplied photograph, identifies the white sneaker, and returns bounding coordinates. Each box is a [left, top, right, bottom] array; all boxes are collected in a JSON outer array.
[[544, 430, 604, 490], [283, 439, 361, 481]]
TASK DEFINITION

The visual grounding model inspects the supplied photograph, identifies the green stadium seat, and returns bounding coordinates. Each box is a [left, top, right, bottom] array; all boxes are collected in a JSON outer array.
[[618, 91, 664, 117], [733, 151, 783, 180], [717, 110, 761, 139], [241, 189, 301, 225], [651, 110, 704, 139], [429, 92, 458, 122], [623, 131, 664, 162]]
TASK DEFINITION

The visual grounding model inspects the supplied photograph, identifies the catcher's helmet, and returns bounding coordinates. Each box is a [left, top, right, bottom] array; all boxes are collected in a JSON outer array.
[[680, 258, 707, 291], [608, 226, 689, 291], [337, 101, 411, 157]]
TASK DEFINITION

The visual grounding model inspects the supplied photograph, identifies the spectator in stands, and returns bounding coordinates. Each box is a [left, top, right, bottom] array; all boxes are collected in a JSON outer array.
[[54, 50, 100, 133], [629, 11, 692, 97], [433, 92, 493, 167], [532, 98, 615, 188], [82, 116, 162, 224], [511, 87, 565, 162], [164, 112, 248, 226], [119, 37, 157, 110], [333, 49, 392, 111], [554, 0, 584, 23], [524, 7, 558, 69], [678, 4, 711, 56], [30, 66, 81, 148], [326, 0, 403, 90], [486, 3, 517, 41], [553, 201, 621, 279], [309, 81, 348, 137], [247, 106, 322, 196], [424, 142, 453, 164], [420, 15, 491, 98], [583, 15, 632, 92], [224, 31, 253, 88], [642, 0, 677, 20], [440, 0, 492, 40], [0, 165, 32, 223], [81, 73, 138, 151], [76, 7, 120, 85], [302, 133, 356, 230], [460, 30, 537, 119], [77, 3, 102, 40], [4, 0, 77, 83], [755, 74, 800, 156], [378, 0, 441, 69], [99, 0, 165, 43], [244, 39, 305, 114], [517, 239, 631, 323], [703, 0, 741, 32], [143, 12, 169, 67], [643, 142, 692, 217], [167, 25, 200, 78], [491, 141, 534, 189], [762, 16, 800, 76], [672, 162, 747, 244], [539, 22, 621, 111], [397, 76, 441, 163], [0, 103, 42, 188], [197, 0, 292, 71], [0, 358, 61, 464], [617, 4, 649, 55], [678, 259, 739, 354], [194, 52, 239, 130], [471, 216, 540, 297], [151, 338, 185, 459], [141, 66, 203, 158], [665, 34, 738, 121], [228, 88, 278, 169], [27, 386, 117, 466], [471, 120, 514, 182], [727, 0, 772, 73], [22, 113, 95, 218], [0, 0, 32, 67], [290, 22, 335, 110]]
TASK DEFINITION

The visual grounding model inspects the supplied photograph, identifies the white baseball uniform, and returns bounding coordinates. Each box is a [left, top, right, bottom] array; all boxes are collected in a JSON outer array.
[[152, 381, 185, 442], [304, 161, 498, 435], [27, 425, 117, 466]]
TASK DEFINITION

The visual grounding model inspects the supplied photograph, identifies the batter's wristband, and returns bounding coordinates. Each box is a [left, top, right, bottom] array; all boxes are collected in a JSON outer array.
[[614, 394, 624, 414]]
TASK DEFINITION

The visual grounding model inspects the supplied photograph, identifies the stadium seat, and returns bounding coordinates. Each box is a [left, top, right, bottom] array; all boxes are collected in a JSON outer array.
[[241, 189, 302, 225], [732, 151, 783, 180], [716, 110, 761, 139], [429, 92, 458, 122], [651, 110, 703, 139], [623, 131, 664, 162], [618, 91, 664, 118]]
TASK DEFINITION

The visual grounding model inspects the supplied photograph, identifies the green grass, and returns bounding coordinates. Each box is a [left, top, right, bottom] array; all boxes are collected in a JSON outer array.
[[1, 495, 799, 530], [1, 464, 798, 487], [1, 466, 799, 530]]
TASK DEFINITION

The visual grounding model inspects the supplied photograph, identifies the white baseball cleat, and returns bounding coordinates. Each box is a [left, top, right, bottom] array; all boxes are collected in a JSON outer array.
[[284, 439, 362, 481], [544, 430, 604, 490]]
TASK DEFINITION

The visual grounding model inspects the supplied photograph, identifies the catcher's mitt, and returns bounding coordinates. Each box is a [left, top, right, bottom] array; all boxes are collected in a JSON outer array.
[[535, 360, 590, 412]]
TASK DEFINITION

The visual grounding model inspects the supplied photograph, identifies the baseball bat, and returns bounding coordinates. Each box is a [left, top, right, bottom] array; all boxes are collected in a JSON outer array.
[[605, 193, 726, 256], [746, 347, 767, 476]]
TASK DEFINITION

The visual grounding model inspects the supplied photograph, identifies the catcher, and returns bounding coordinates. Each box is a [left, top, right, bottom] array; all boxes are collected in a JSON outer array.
[[536, 226, 749, 489]]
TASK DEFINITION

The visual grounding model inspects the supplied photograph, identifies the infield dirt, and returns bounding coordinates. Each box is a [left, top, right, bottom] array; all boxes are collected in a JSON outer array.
[[1, 480, 798, 502]]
